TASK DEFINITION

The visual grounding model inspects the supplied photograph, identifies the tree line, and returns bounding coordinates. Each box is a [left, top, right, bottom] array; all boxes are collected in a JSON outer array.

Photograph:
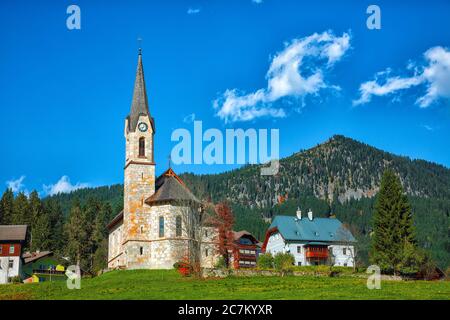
[[0, 190, 115, 275]]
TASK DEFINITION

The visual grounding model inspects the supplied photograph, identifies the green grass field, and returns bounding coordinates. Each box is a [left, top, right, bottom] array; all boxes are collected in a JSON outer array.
[[0, 270, 448, 300]]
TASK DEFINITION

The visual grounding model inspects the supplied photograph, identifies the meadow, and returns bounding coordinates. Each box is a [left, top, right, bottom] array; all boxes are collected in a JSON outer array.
[[0, 269, 449, 300]]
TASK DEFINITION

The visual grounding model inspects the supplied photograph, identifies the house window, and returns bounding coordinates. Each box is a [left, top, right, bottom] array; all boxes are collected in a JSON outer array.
[[297, 246, 301, 254], [139, 137, 145, 157], [176, 216, 182, 237], [8, 260, 14, 269], [205, 249, 209, 257], [329, 247, 333, 255], [204, 230, 208, 237], [140, 225, 144, 234], [140, 247, 143, 255], [159, 216, 164, 237], [297, 262, 302, 266], [343, 248, 347, 255], [9, 245, 14, 254], [344, 263, 348, 267]]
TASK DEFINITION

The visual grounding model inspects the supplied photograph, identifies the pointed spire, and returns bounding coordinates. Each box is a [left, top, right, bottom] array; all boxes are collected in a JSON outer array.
[[128, 49, 151, 132]]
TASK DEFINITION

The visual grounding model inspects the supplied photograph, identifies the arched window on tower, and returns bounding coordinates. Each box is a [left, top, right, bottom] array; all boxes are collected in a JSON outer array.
[[139, 137, 145, 157]]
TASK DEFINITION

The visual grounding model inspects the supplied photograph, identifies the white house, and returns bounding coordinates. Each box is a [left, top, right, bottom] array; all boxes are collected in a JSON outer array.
[[262, 209, 356, 267], [0, 225, 27, 284]]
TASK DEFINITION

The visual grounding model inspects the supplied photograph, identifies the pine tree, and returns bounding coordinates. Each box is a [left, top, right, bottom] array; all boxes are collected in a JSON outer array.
[[370, 170, 421, 275], [44, 199, 65, 254], [83, 198, 102, 273], [32, 210, 52, 251], [65, 199, 89, 269], [0, 188, 14, 224], [0, 193, 3, 224], [92, 239, 108, 274], [86, 202, 110, 274], [28, 191, 50, 251], [92, 203, 111, 245], [12, 192, 29, 225]]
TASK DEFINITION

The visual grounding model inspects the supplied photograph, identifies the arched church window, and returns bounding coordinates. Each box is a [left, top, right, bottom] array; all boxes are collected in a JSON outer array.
[[139, 137, 145, 157], [159, 216, 164, 237], [176, 216, 182, 237]]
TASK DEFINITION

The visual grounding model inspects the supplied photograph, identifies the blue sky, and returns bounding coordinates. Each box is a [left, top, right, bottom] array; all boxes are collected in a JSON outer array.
[[1, 0, 449, 196]]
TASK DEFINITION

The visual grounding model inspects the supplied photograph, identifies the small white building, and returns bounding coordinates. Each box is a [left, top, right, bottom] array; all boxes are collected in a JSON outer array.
[[0, 225, 27, 284], [262, 209, 356, 267]]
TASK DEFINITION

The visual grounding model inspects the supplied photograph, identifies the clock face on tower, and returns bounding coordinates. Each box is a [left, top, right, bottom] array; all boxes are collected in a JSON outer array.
[[138, 122, 148, 132]]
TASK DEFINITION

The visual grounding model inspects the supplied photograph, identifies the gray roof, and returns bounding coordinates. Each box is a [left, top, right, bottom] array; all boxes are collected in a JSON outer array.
[[127, 52, 155, 132], [146, 168, 200, 205], [0, 225, 27, 241], [107, 210, 124, 230], [107, 169, 200, 230]]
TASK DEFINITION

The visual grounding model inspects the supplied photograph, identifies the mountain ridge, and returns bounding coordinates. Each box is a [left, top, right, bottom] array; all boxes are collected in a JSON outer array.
[[179, 134, 450, 210]]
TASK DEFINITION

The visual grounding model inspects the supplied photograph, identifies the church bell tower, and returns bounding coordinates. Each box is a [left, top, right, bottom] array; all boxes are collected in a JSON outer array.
[[123, 49, 156, 268]]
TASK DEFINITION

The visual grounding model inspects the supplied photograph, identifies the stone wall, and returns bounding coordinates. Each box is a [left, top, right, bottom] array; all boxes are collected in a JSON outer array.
[[108, 222, 124, 269]]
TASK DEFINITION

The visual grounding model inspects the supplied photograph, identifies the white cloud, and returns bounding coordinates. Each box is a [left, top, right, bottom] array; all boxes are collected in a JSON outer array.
[[187, 8, 200, 15], [353, 75, 422, 106], [354, 46, 450, 107], [421, 124, 434, 131], [214, 31, 351, 122], [6, 176, 26, 193], [43, 176, 90, 196]]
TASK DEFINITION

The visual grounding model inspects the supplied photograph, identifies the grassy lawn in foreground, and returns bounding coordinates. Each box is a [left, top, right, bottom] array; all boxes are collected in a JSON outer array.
[[0, 269, 449, 300]]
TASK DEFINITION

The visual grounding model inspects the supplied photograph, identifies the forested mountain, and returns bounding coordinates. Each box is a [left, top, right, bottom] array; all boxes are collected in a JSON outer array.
[[42, 135, 450, 268], [181, 135, 450, 208], [45, 184, 124, 218]]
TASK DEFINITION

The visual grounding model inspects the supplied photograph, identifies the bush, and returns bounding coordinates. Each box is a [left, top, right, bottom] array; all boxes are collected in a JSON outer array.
[[290, 265, 359, 276], [257, 253, 274, 269], [215, 256, 227, 269], [10, 276, 21, 284], [398, 243, 428, 276], [174, 257, 192, 277], [273, 252, 295, 275], [292, 265, 329, 274]]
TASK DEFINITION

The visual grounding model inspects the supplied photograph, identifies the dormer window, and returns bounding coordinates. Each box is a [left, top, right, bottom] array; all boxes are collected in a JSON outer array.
[[139, 137, 145, 157]]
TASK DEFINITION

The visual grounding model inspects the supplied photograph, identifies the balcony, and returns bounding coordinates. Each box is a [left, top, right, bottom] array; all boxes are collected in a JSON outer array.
[[32, 269, 66, 276], [305, 247, 328, 259]]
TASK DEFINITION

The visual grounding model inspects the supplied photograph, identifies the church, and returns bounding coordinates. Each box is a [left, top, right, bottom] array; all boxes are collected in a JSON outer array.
[[107, 50, 218, 270]]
